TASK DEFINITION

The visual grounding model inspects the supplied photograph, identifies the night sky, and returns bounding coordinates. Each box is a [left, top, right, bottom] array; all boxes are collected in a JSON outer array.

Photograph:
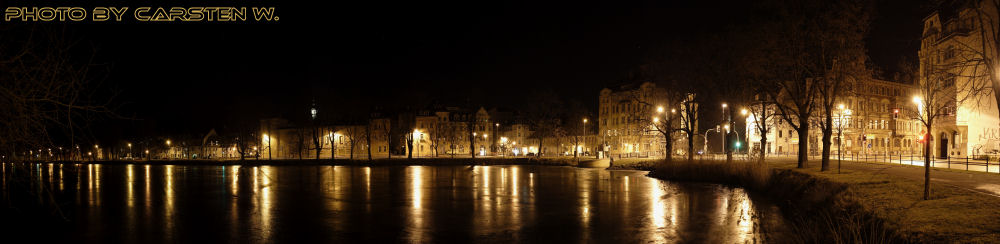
[[44, 0, 929, 136]]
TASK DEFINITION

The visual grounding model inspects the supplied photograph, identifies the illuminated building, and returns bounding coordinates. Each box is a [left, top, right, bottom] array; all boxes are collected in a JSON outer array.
[[917, 1, 1000, 158]]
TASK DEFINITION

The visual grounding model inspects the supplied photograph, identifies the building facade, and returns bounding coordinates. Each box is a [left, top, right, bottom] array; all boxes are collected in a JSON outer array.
[[746, 78, 925, 157], [599, 82, 688, 157], [920, 0, 1000, 158]]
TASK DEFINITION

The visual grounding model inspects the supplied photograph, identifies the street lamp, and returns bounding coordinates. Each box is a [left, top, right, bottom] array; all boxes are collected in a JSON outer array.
[[721, 103, 730, 159], [703, 129, 716, 157], [583, 118, 589, 158], [482, 133, 488, 156], [837, 104, 851, 174]]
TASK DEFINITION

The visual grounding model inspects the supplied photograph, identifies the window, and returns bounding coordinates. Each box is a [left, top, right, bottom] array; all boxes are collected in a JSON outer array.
[[778, 130, 783, 138]]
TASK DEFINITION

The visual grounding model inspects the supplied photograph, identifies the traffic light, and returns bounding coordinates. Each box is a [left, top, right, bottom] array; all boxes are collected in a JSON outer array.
[[918, 130, 927, 143], [893, 108, 899, 119]]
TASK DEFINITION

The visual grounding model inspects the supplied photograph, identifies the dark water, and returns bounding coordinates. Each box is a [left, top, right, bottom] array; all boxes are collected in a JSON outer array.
[[0, 163, 790, 243]]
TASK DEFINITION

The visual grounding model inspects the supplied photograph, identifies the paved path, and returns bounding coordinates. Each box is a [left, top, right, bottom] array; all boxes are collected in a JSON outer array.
[[767, 157, 1000, 197]]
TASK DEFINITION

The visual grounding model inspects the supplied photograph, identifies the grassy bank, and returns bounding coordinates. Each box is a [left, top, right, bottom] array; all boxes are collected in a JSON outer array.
[[772, 163, 1000, 243], [647, 159, 1000, 243]]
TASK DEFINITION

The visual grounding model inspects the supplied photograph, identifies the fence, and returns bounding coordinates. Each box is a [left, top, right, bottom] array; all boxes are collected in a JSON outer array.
[[829, 152, 999, 173]]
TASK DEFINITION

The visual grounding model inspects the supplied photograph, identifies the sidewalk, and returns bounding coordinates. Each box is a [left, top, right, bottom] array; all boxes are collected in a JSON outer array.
[[768, 154, 1000, 173], [767, 156, 1000, 197]]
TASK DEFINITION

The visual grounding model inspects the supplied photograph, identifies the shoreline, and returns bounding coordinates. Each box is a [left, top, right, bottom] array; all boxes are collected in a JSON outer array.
[[7, 157, 599, 168], [645, 159, 1000, 243]]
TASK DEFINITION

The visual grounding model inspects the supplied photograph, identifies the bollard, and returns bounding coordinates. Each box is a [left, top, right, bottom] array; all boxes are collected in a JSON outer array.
[[966, 157, 969, 171], [948, 156, 951, 169], [987, 157, 990, 173]]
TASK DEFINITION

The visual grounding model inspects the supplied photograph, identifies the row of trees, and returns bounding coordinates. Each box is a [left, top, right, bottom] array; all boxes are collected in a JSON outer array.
[[640, 0, 1000, 201]]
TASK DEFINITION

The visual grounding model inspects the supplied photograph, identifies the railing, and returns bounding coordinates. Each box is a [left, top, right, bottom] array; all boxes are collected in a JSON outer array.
[[832, 152, 999, 173]]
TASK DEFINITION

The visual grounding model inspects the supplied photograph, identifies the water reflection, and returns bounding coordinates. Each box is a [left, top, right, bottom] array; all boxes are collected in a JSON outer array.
[[0, 163, 789, 243]]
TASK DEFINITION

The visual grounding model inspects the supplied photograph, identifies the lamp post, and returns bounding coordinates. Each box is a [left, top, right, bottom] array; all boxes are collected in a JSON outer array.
[[721, 103, 729, 160], [837, 104, 850, 174], [494, 123, 499, 156], [736, 108, 748, 155], [127, 142, 132, 159], [583, 118, 589, 158], [703, 128, 716, 159], [166, 139, 172, 159]]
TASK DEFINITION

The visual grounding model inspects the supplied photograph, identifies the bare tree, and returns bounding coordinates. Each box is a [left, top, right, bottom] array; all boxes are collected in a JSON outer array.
[[366, 121, 373, 161], [525, 91, 563, 158], [309, 124, 324, 160], [328, 126, 338, 160], [960, 1, 1000, 116], [467, 120, 477, 159], [910, 47, 989, 200], [233, 123, 260, 161], [294, 128, 306, 160], [0, 26, 118, 160], [380, 120, 391, 159], [343, 125, 367, 160], [445, 122, 461, 157], [803, 0, 872, 172]]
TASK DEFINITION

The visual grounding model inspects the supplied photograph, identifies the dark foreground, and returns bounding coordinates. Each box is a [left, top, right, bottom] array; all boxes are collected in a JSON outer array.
[[1, 163, 790, 243]]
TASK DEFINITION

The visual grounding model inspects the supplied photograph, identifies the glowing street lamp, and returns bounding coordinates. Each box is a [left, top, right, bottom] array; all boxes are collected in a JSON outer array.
[[657, 106, 664, 113], [741, 109, 748, 116], [913, 96, 924, 115]]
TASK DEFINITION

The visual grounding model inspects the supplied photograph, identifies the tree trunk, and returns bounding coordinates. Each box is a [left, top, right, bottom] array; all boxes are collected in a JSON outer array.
[[759, 131, 768, 163], [797, 117, 809, 168], [924, 123, 932, 200], [407, 137, 413, 159], [315, 142, 321, 160], [664, 133, 673, 164], [687, 132, 695, 162], [821, 112, 833, 171], [350, 141, 355, 160], [536, 137, 543, 158]]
